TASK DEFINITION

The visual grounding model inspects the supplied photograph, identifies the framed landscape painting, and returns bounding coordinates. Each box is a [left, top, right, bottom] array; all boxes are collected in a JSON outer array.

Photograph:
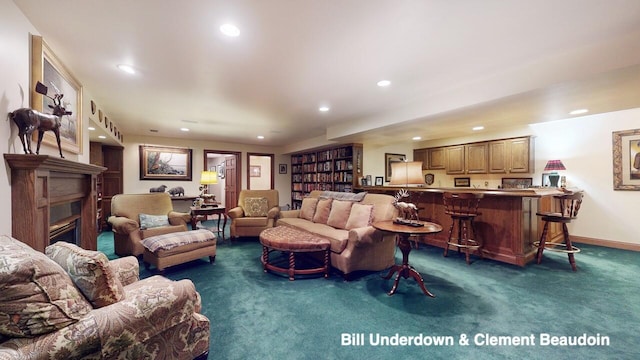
[[30, 35, 82, 154], [385, 153, 405, 182], [139, 145, 192, 181], [613, 128, 640, 190]]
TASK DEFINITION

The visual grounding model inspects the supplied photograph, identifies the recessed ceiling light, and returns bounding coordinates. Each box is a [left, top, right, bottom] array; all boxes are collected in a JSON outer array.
[[257, 135, 265, 139], [117, 64, 135, 74], [412, 136, 422, 141], [88, 126, 95, 131], [569, 109, 588, 115], [98, 135, 106, 139], [319, 106, 330, 112], [180, 128, 189, 132], [220, 24, 240, 37], [377, 80, 391, 87], [472, 126, 485, 131]]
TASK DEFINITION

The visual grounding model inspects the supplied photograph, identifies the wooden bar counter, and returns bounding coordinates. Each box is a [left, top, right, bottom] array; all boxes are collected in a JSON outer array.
[[363, 186, 569, 267]]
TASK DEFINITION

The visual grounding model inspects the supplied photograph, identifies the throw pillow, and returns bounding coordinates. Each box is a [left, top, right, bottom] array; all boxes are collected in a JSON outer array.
[[299, 197, 319, 221], [244, 197, 269, 217], [313, 198, 333, 224], [0, 235, 92, 338], [46, 242, 125, 308], [345, 203, 374, 230], [139, 213, 170, 229], [327, 200, 354, 229]]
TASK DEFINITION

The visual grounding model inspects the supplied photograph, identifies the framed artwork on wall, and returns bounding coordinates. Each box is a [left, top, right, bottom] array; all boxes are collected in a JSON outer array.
[[30, 35, 83, 154], [613, 128, 640, 190], [454, 177, 471, 187], [250, 165, 261, 177], [279, 164, 287, 174], [385, 153, 406, 182], [139, 145, 192, 181], [501, 177, 533, 189]]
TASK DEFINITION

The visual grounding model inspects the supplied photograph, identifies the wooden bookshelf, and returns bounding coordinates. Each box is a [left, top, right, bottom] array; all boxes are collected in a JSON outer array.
[[290, 144, 363, 209]]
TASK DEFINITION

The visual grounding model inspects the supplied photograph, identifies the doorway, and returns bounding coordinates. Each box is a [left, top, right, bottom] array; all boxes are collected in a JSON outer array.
[[247, 153, 274, 190], [204, 150, 241, 211]]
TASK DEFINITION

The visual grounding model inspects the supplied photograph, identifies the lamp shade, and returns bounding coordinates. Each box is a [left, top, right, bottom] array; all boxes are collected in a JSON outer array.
[[200, 170, 218, 185], [389, 161, 426, 186], [544, 160, 566, 172]]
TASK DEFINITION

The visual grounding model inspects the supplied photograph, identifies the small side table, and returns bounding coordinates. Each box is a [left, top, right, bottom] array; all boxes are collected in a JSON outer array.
[[190, 206, 228, 242], [372, 220, 443, 297]]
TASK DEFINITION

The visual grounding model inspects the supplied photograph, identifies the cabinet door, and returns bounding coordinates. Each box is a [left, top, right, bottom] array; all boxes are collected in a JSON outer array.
[[413, 149, 428, 170], [466, 143, 488, 174], [489, 140, 508, 173], [428, 147, 445, 169], [446, 146, 465, 174], [509, 137, 532, 173]]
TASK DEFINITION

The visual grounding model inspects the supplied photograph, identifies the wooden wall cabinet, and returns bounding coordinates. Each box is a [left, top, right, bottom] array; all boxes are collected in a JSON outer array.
[[428, 147, 445, 169], [466, 142, 488, 174], [489, 137, 534, 173], [413, 148, 429, 170], [291, 143, 363, 209], [445, 145, 465, 174], [415, 136, 534, 175]]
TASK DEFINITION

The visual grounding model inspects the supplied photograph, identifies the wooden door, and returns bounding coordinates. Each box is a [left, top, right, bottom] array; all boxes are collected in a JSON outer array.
[[225, 155, 238, 210], [488, 140, 508, 173]]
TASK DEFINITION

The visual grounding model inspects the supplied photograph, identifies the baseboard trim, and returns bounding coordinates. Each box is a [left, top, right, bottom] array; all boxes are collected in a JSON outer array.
[[572, 236, 640, 252]]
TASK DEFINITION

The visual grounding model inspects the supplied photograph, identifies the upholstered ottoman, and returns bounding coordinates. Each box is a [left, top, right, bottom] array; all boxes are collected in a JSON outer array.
[[259, 226, 331, 281], [142, 229, 217, 273]]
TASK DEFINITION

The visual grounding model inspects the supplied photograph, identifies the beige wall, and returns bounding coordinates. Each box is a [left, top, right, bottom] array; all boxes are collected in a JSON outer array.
[[123, 135, 291, 207]]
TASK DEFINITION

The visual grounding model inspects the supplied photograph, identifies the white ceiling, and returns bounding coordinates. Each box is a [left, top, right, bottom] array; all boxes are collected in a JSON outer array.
[[13, 0, 640, 149]]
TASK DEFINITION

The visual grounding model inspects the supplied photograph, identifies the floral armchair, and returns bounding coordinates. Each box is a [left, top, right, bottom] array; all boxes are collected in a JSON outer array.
[[0, 235, 210, 359]]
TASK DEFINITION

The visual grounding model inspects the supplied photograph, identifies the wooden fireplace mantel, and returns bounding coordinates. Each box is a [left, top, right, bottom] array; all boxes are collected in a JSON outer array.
[[5, 154, 106, 252]]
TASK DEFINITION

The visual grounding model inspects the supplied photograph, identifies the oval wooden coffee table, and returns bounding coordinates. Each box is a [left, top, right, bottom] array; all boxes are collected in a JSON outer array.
[[373, 220, 443, 297], [259, 226, 331, 281]]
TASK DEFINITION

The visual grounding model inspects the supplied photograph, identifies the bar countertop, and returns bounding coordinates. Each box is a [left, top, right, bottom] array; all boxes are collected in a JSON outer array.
[[358, 186, 575, 198]]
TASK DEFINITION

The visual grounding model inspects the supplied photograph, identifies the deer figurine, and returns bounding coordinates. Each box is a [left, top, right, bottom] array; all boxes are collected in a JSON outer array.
[[393, 189, 419, 221], [8, 82, 71, 158]]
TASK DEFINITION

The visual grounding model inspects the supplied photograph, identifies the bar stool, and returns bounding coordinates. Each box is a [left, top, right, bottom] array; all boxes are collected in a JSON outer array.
[[534, 192, 583, 271], [443, 192, 483, 264]]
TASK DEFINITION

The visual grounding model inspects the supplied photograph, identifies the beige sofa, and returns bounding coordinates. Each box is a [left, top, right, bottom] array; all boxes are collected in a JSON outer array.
[[108, 193, 192, 256], [277, 190, 398, 278], [0, 235, 209, 360], [228, 190, 280, 239]]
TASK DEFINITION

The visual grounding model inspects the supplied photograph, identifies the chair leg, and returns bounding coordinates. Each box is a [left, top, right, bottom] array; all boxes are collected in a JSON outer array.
[[563, 223, 577, 271], [456, 219, 463, 255], [444, 220, 455, 257], [462, 219, 471, 264], [470, 218, 482, 260], [536, 222, 549, 265]]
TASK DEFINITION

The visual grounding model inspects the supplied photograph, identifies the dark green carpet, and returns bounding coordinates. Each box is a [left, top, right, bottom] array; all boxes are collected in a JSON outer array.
[[98, 224, 639, 359]]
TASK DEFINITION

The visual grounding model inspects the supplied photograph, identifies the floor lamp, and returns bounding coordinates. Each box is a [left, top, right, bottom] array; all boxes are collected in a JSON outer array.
[[389, 160, 426, 226]]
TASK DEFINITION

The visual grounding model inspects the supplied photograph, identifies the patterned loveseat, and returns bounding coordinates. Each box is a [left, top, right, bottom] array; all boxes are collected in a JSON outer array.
[[0, 235, 210, 360]]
